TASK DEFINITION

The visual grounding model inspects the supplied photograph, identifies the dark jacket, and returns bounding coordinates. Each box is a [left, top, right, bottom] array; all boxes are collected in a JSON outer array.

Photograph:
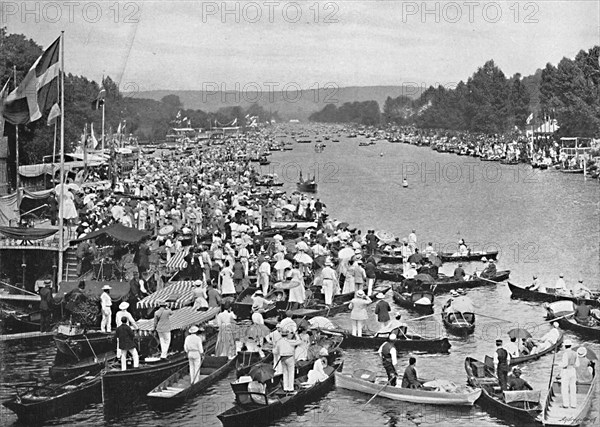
[[115, 323, 136, 350], [39, 287, 53, 311]]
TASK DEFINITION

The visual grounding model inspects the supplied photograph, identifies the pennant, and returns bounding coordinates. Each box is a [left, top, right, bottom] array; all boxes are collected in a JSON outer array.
[[117, 121, 122, 135], [90, 122, 99, 149], [47, 102, 60, 126], [2, 36, 61, 125], [525, 113, 533, 125], [91, 84, 106, 110]]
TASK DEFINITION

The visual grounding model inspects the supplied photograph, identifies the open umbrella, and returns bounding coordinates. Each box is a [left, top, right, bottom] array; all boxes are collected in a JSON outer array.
[[428, 254, 443, 267], [294, 252, 313, 264], [336, 222, 349, 230], [249, 364, 276, 383], [308, 316, 336, 330], [507, 328, 532, 339], [158, 224, 175, 236], [414, 273, 434, 284], [338, 247, 355, 260], [274, 259, 292, 270], [295, 241, 309, 251], [375, 230, 395, 244], [573, 346, 597, 361], [66, 182, 80, 192], [294, 318, 310, 330], [449, 296, 474, 313]]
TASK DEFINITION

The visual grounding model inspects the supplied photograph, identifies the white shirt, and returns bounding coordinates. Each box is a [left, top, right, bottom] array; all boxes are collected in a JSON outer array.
[[555, 278, 567, 290], [505, 341, 519, 358], [184, 334, 204, 357], [377, 342, 397, 365], [101, 292, 112, 309]]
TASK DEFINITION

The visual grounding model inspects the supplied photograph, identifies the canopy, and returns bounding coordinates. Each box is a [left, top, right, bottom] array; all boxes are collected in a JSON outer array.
[[55, 280, 130, 303], [137, 306, 218, 336], [137, 281, 195, 309], [375, 230, 395, 244], [448, 296, 474, 313], [166, 247, 190, 271], [0, 226, 58, 241], [71, 223, 152, 244]]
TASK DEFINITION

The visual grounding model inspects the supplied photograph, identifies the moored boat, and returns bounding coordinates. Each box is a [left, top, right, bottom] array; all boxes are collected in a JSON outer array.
[[319, 329, 451, 353], [393, 290, 434, 314], [557, 317, 600, 341], [508, 282, 600, 308], [335, 370, 481, 405], [146, 355, 237, 406], [432, 270, 510, 293], [217, 359, 343, 427], [509, 331, 563, 366], [374, 266, 405, 282], [465, 356, 541, 423], [50, 350, 117, 380], [2, 371, 102, 424], [539, 352, 596, 426], [441, 297, 475, 336]]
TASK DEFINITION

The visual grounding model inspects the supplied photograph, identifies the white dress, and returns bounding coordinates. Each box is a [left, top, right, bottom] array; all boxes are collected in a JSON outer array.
[[59, 190, 78, 220]]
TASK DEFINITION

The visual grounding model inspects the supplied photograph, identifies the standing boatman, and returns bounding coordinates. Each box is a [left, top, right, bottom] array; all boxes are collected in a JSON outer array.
[[184, 326, 205, 384], [493, 339, 511, 390], [377, 333, 398, 386], [321, 258, 337, 306], [100, 285, 113, 333], [560, 339, 579, 408]]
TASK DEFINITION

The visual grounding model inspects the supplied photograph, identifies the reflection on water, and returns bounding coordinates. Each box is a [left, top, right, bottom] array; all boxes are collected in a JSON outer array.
[[1, 131, 598, 426]]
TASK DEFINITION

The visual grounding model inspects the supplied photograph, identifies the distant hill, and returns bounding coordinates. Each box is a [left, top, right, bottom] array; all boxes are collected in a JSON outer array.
[[132, 86, 425, 121]]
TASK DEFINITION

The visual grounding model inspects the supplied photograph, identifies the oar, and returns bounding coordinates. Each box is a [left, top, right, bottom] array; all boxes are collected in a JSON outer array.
[[547, 346, 558, 392], [407, 313, 436, 322], [0, 281, 39, 296], [476, 276, 502, 285], [361, 377, 391, 410], [532, 313, 574, 327], [84, 334, 99, 363]]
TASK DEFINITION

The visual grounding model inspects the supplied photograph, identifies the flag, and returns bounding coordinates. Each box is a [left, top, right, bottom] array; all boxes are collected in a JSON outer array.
[[117, 121, 122, 135], [80, 123, 88, 146], [2, 36, 61, 125], [231, 118, 237, 126], [90, 122, 99, 149], [0, 78, 10, 137], [91, 84, 106, 110], [526, 113, 533, 125], [47, 103, 60, 126]]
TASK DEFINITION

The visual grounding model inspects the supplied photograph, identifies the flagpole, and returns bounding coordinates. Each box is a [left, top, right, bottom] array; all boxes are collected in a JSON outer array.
[[13, 65, 20, 201], [101, 102, 105, 151], [57, 31, 65, 287]]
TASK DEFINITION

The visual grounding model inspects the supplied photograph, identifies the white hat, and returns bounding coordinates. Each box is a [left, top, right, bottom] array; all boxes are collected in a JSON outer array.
[[552, 322, 559, 328], [577, 347, 587, 357], [410, 262, 417, 268], [319, 348, 329, 356], [273, 234, 283, 241], [102, 285, 112, 290], [389, 333, 397, 340], [564, 339, 572, 347], [194, 280, 203, 287], [450, 290, 459, 297], [189, 325, 199, 334], [119, 302, 129, 310], [356, 289, 365, 297], [324, 259, 333, 266], [376, 293, 385, 299]]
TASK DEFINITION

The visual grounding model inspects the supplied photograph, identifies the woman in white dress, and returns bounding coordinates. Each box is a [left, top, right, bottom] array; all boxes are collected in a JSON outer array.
[[342, 259, 356, 295], [215, 303, 237, 359], [219, 261, 236, 299], [288, 266, 306, 310], [58, 188, 78, 224]]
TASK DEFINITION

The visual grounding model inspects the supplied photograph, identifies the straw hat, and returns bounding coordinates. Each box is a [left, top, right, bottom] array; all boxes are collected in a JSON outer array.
[[376, 292, 385, 299], [564, 339, 572, 347], [356, 289, 365, 297], [319, 348, 329, 356], [389, 333, 397, 340], [189, 325, 199, 334], [119, 302, 129, 310], [102, 285, 112, 290], [577, 347, 587, 357]]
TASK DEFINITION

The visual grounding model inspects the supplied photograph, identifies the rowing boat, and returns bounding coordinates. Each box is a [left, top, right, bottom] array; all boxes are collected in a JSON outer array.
[[439, 251, 498, 263], [540, 353, 596, 426], [319, 329, 451, 353], [335, 370, 481, 405], [508, 283, 600, 308], [146, 355, 237, 406], [465, 356, 541, 423], [374, 267, 405, 282], [557, 317, 600, 341], [50, 350, 117, 381], [442, 303, 475, 336], [509, 332, 563, 366], [217, 359, 343, 427], [432, 270, 510, 293], [393, 290, 434, 314], [2, 371, 101, 423], [231, 287, 278, 320]]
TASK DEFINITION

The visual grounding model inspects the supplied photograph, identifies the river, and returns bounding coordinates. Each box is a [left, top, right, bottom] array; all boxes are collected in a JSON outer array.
[[1, 127, 599, 426]]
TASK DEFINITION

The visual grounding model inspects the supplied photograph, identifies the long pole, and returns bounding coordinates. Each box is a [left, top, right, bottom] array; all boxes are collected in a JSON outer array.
[[13, 66, 20, 201], [101, 101, 105, 151], [57, 31, 65, 287]]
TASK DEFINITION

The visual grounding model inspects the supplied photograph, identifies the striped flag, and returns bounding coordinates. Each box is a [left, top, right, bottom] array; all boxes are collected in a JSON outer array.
[[2, 36, 61, 125], [47, 103, 60, 126], [526, 113, 533, 125]]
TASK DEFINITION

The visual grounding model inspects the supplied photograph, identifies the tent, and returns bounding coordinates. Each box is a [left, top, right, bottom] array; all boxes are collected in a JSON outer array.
[[71, 223, 152, 244], [137, 306, 219, 336], [137, 281, 196, 309], [55, 280, 130, 303]]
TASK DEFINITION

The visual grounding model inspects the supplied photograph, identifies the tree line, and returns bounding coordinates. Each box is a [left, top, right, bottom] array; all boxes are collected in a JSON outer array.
[[309, 47, 600, 138]]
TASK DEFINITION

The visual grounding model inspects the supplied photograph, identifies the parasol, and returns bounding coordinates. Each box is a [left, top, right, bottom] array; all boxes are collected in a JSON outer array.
[[158, 225, 175, 236], [295, 241, 309, 251], [449, 296, 474, 313], [428, 254, 443, 267], [274, 280, 301, 290], [336, 222, 349, 230], [573, 346, 597, 360], [414, 273, 434, 284], [110, 205, 125, 220], [338, 247, 355, 260], [507, 328, 532, 339], [294, 252, 313, 264], [274, 259, 292, 271], [375, 230, 395, 244], [308, 316, 336, 330], [249, 364, 276, 383]]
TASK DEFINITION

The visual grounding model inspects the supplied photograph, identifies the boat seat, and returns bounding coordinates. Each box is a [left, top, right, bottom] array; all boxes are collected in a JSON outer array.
[[503, 390, 540, 404]]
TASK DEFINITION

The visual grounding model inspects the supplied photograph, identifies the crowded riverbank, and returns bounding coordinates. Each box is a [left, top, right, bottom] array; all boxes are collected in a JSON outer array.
[[0, 124, 599, 427]]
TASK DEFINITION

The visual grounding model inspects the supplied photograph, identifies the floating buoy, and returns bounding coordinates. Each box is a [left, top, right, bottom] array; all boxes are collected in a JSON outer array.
[[379, 152, 384, 157]]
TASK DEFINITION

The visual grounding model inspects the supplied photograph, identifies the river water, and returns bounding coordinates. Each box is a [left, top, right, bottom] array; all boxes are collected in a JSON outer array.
[[1, 126, 599, 427]]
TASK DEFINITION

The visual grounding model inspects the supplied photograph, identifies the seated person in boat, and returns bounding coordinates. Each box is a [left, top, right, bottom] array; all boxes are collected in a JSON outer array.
[[418, 260, 438, 279], [507, 367, 532, 391], [573, 280, 593, 300], [306, 348, 330, 385], [505, 337, 520, 358], [531, 322, 560, 353], [554, 274, 570, 296], [294, 326, 311, 362], [377, 314, 408, 337], [521, 337, 536, 355], [458, 240, 469, 255], [527, 275, 546, 292], [453, 264, 466, 281], [574, 299, 592, 325], [480, 260, 497, 278], [575, 347, 594, 383], [251, 290, 271, 312], [401, 357, 423, 388], [405, 263, 418, 279]]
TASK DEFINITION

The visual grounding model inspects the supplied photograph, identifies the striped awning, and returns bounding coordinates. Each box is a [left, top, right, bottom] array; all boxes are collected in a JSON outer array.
[[137, 306, 219, 336], [166, 246, 190, 271], [136, 281, 195, 309]]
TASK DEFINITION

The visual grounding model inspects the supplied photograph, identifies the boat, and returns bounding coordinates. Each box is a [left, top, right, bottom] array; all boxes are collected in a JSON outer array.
[[374, 266, 405, 282], [232, 287, 278, 320], [509, 331, 564, 366], [319, 329, 451, 353], [50, 350, 117, 380], [54, 330, 116, 362], [373, 252, 404, 265], [557, 317, 600, 341], [432, 270, 510, 293], [560, 168, 584, 174], [146, 355, 237, 406], [441, 297, 475, 336], [236, 350, 273, 377], [217, 359, 343, 427], [540, 352, 596, 426], [0, 310, 41, 333], [2, 371, 102, 423], [393, 290, 434, 314], [335, 370, 481, 406], [311, 283, 391, 305], [438, 250, 498, 262], [282, 301, 351, 320], [508, 282, 600, 308], [465, 356, 541, 423], [296, 176, 317, 193]]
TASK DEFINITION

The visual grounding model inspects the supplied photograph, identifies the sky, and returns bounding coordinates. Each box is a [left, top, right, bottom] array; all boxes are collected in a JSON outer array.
[[4, 1, 599, 91]]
